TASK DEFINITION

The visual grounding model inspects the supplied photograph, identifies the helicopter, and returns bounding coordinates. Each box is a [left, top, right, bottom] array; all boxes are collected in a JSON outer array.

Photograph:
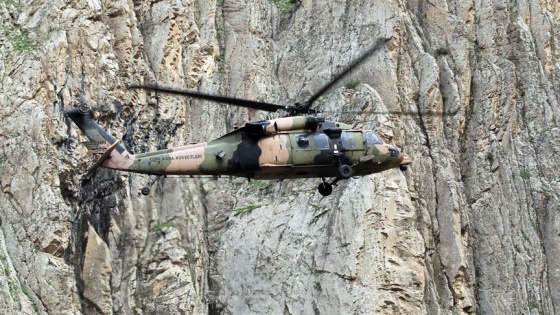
[[67, 39, 438, 197]]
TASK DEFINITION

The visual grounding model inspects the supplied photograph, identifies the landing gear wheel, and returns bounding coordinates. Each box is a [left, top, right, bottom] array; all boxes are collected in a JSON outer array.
[[338, 164, 353, 179], [141, 187, 150, 196], [318, 182, 333, 196], [399, 165, 408, 171]]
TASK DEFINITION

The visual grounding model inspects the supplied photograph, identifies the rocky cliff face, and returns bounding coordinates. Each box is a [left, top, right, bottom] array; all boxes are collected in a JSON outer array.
[[1, 0, 558, 314]]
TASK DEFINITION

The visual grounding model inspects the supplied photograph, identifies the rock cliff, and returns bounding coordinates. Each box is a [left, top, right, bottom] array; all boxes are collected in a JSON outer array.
[[0, 0, 558, 314]]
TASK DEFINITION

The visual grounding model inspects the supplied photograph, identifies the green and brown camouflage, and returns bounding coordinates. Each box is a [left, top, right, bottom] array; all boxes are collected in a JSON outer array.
[[66, 108, 411, 195]]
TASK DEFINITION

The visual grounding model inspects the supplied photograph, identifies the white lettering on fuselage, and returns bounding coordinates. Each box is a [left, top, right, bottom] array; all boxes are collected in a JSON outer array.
[[148, 154, 202, 162]]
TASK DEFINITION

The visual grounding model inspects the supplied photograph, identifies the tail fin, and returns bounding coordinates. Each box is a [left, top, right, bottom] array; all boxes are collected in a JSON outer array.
[[85, 140, 122, 176], [66, 108, 133, 172]]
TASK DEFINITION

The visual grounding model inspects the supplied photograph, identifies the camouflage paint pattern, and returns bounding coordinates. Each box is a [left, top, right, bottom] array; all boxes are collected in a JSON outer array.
[[67, 109, 412, 180]]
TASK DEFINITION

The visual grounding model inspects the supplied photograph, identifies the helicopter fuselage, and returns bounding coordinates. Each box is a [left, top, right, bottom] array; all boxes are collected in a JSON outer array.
[[79, 113, 409, 177], [67, 109, 411, 195]]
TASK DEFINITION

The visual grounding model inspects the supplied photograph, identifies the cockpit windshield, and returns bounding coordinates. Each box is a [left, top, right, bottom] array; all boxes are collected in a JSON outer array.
[[365, 131, 383, 145]]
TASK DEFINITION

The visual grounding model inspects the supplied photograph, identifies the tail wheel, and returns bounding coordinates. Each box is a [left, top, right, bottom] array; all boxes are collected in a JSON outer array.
[[318, 182, 333, 196], [141, 187, 150, 196], [338, 164, 353, 179]]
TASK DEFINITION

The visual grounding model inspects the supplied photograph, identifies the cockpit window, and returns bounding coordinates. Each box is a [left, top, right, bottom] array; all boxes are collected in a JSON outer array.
[[296, 135, 310, 149], [314, 134, 330, 150], [341, 132, 356, 149], [365, 131, 383, 145]]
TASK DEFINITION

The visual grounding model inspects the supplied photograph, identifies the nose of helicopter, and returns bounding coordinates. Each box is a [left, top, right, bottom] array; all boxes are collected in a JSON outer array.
[[387, 145, 413, 170], [393, 145, 412, 170], [388, 145, 403, 163]]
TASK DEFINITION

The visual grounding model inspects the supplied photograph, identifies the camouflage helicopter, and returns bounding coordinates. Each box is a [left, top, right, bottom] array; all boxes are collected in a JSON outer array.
[[67, 40, 431, 197]]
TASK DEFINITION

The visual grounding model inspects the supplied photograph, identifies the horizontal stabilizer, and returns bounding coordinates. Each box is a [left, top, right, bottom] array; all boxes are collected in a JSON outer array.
[[86, 140, 121, 176], [83, 140, 111, 154]]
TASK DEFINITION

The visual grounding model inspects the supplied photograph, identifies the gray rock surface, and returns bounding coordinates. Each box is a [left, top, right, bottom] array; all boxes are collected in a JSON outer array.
[[0, 0, 558, 314]]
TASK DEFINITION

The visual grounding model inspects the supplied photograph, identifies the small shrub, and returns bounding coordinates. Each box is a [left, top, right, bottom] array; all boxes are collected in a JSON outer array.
[[250, 180, 270, 190], [2, 27, 37, 52], [310, 204, 321, 212], [21, 285, 40, 314], [215, 54, 225, 63], [270, 0, 294, 14], [435, 47, 450, 56], [528, 301, 539, 309], [234, 204, 261, 216], [344, 79, 361, 90], [154, 223, 172, 232], [520, 171, 530, 180]]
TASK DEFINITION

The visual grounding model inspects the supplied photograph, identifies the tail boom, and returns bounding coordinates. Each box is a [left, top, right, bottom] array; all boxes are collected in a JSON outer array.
[[66, 108, 207, 175]]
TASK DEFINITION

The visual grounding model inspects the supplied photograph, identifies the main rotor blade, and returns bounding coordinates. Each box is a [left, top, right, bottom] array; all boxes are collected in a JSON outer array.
[[129, 85, 287, 112], [306, 38, 391, 106], [320, 109, 458, 116]]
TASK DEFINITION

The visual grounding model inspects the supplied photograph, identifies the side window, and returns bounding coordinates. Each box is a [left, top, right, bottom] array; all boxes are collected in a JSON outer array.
[[314, 134, 330, 150], [296, 135, 310, 150], [365, 131, 383, 145], [341, 132, 356, 149]]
